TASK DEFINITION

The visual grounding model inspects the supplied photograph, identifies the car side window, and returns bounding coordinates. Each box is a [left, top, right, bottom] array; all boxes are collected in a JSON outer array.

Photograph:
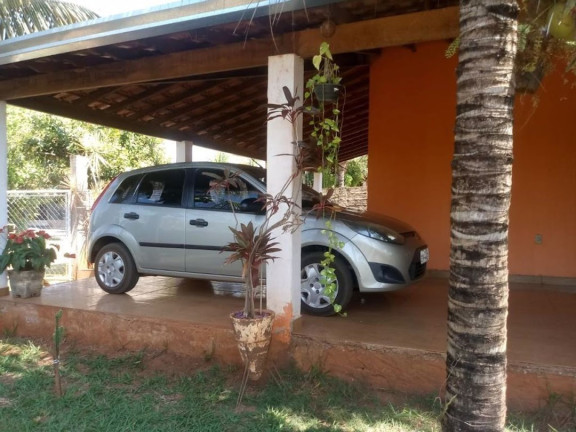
[[109, 174, 142, 204], [193, 169, 260, 211], [135, 169, 185, 207]]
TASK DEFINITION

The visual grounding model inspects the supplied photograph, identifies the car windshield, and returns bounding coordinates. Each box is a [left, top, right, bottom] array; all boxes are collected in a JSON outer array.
[[239, 165, 266, 183], [301, 184, 321, 208], [240, 165, 321, 208]]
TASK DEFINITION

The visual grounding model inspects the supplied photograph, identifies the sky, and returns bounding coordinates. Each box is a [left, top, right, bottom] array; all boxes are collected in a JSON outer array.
[[71, 0, 253, 163]]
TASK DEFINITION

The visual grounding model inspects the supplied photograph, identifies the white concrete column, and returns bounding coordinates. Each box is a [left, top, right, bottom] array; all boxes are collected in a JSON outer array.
[[313, 171, 323, 193], [70, 155, 89, 278], [175, 140, 193, 162], [266, 54, 303, 321], [70, 155, 88, 192], [0, 101, 8, 293]]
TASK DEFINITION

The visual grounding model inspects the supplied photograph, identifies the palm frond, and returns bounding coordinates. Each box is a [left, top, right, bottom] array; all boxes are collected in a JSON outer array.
[[1, 0, 99, 40]]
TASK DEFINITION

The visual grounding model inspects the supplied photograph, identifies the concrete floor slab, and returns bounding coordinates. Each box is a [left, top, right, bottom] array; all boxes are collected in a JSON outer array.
[[0, 275, 574, 410]]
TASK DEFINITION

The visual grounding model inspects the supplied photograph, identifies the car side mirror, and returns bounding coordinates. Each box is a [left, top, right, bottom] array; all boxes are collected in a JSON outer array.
[[240, 198, 265, 214]]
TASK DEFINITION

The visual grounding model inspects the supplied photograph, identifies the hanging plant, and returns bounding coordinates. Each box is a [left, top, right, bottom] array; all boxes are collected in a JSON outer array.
[[307, 41, 343, 103], [305, 42, 344, 184], [304, 42, 347, 315]]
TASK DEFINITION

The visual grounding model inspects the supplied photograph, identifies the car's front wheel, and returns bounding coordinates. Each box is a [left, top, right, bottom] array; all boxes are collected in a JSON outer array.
[[95, 243, 139, 294], [301, 251, 354, 316]]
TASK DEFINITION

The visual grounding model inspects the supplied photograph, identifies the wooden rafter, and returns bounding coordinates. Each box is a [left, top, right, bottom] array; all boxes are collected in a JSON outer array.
[[0, 7, 458, 101]]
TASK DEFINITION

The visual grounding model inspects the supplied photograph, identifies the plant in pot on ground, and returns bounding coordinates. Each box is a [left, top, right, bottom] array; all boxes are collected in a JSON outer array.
[[0, 227, 58, 298], [214, 44, 346, 383], [209, 86, 307, 385]]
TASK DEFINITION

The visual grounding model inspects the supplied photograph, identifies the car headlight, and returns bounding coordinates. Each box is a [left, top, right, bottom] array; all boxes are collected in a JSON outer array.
[[344, 221, 405, 245]]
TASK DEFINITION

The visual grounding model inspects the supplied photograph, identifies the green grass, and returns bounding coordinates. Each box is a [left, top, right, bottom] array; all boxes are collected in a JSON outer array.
[[0, 339, 573, 432]]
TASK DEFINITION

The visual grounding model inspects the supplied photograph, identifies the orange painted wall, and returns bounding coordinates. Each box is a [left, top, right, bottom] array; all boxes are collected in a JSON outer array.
[[368, 41, 576, 278]]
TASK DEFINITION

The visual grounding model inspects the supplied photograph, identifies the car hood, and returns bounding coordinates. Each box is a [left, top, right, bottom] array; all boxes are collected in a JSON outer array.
[[300, 185, 416, 234], [335, 209, 416, 234]]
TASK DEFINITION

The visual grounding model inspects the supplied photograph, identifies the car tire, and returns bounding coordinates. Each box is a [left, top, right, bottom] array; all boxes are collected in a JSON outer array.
[[301, 251, 354, 316], [94, 243, 139, 294]]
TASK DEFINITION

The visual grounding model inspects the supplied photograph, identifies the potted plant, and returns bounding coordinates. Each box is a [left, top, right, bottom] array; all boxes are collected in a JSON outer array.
[[220, 48, 345, 380], [307, 41, 343, 103], [211, 87, 306, 381], [225, 219, 282, 382], [305, 42, 343, 185], [0, 227, 58, 298], [304, 42, 346, 314]]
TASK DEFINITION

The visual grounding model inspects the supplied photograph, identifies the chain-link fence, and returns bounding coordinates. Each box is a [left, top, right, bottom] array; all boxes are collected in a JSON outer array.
[[7, 190, 73, 282]]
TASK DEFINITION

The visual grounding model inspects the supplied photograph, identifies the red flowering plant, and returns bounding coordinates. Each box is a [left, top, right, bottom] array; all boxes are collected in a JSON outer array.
[[0, 228, 58, 273]]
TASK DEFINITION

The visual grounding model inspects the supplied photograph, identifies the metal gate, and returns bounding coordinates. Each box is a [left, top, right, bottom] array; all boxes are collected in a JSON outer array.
[[7, 190, 73, 282]]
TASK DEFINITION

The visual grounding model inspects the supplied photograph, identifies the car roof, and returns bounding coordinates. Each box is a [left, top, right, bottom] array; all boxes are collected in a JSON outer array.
[[117, 162, 266, 178]]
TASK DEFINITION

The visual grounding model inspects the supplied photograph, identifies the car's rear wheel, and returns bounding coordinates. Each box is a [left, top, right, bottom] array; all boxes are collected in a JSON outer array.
[[301, 251, 354, 316], [95, 243, 139, 294]]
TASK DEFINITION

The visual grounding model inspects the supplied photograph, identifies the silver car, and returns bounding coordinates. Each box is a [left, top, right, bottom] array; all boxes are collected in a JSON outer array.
[[88, 162, 429, 316]]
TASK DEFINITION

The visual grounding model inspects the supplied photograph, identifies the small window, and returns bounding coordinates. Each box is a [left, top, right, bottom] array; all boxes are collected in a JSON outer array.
[[135, 170, 185, 207], [193, 169, 260, 211], [110, 174, 142, 204]]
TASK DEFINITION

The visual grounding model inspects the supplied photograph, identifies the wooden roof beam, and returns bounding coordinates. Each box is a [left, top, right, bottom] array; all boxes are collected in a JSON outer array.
[[12, 97, 262, 158], [111, 82, 182, 112], [136, 78, 256, 122], [0, 7, 458, 101]]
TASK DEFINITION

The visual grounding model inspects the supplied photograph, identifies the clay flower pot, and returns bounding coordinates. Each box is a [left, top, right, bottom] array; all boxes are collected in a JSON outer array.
[[8, 269, 45, 298], [230, 310, 275, 380]]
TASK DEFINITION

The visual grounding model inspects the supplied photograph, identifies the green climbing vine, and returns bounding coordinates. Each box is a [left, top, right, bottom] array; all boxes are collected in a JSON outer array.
[[305, 42, 347, 314]]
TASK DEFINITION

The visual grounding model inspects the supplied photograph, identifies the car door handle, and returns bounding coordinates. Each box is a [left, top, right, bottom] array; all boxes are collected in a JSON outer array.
[[124, 212, 140, 220], [189, 218, 208, 227]]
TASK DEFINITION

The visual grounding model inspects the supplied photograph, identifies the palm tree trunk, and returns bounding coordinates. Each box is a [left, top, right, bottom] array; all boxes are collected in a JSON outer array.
[[443, 2, 518, 431]]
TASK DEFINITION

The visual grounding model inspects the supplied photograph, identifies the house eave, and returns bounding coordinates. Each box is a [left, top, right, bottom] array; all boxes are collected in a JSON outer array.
[[0, 0, 344, 66]]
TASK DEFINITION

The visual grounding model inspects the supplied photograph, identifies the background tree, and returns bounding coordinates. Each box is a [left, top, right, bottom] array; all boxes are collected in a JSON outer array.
[[305, 155, 367, 189], [344, 155, 367, 187], [7, 107, 167, 190], [212, 152, 230, 163], [7, 107, 75, 189], [0, 0, 98, 40], [82, 125, 168, 184], [443, 1, 518, 431]]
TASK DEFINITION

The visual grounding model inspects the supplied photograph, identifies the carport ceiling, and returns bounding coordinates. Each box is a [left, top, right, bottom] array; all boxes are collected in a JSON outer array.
[[0, 0, 459, 161]]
